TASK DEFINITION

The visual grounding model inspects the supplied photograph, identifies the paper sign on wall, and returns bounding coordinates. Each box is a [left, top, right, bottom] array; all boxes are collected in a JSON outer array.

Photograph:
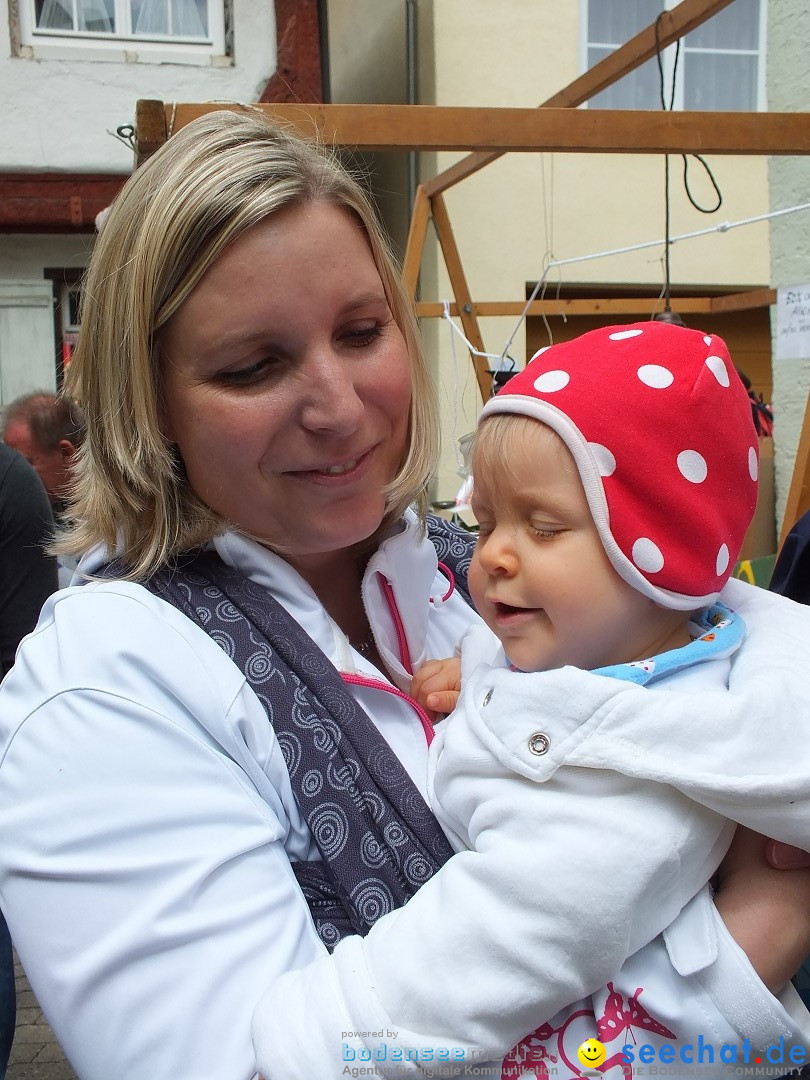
[[776, 285, 810, 361]]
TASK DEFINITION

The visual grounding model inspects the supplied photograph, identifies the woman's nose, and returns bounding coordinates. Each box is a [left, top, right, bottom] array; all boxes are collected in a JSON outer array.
[[299, 350, 365, 436]]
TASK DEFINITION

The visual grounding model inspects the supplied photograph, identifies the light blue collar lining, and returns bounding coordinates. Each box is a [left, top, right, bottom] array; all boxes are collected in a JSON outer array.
[[592, 602, 744, 686]]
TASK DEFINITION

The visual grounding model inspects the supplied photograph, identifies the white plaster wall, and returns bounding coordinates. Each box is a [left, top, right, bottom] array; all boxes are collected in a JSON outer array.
[[0, 239, 90, 396], [419, 0, 772, 500], [0, 282, 57, 404], [0, 235, 95, 278], [0, 1, 277, 172], [767, 0, 810, 535]]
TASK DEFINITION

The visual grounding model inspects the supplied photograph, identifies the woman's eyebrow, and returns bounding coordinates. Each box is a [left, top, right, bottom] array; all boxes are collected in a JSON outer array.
[[193, 329, 276, 363], [339, 292, 390, 314]]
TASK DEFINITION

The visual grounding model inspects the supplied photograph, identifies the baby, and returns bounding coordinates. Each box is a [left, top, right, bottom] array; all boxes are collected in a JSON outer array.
[[402, 320, 810, 1076], [254, 322, 810, 1079]]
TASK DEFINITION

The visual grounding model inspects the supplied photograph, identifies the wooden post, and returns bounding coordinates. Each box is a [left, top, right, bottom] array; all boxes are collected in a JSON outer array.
[[430, 194, 491, 402], [134, 100, 168, 167], [402, 186, 430, 300], [779, 389, 810, 550]]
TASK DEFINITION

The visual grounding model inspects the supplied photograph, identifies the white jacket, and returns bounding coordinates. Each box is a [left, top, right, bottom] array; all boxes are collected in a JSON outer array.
[[252, 582, 810, 1079], [0, 515, 475, 1080]]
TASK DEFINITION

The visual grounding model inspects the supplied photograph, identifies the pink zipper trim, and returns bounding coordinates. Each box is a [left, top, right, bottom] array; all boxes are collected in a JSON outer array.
[[435, 562, 455, 603], [342, 672, 435, 745], [378, 574, 413, 675]]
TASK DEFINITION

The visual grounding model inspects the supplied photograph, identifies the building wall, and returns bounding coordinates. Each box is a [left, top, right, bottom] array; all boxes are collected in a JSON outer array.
[[326, 0, 412, 257], [0, 236, 94, 401], [1, 2, 277, 172], [417, 0, 772, 501], [0, 1, 278, 399], [767, 0, 810, 535]]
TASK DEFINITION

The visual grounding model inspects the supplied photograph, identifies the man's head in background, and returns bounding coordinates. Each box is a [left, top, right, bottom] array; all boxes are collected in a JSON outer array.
[[2, 392, 85, 508]]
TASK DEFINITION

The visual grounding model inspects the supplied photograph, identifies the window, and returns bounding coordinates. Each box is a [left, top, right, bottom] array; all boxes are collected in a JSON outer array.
[[19, 0, 226, 63], [583, 0, 765, 111]]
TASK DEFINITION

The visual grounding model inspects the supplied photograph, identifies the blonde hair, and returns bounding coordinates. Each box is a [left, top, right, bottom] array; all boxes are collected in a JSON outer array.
[[471, 413, 568, 491], [59, 109, 437, 579]]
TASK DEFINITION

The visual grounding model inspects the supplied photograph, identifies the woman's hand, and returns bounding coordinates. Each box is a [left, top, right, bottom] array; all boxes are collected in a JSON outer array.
[[767, 840, 810, 869], [714, 826, 810, 992]]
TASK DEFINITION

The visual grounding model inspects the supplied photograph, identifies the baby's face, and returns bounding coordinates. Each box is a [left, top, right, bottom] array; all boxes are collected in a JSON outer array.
[[468, 417, 689, 672]]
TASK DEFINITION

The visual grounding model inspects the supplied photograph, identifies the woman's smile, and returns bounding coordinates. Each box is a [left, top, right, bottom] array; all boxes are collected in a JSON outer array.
[[288, 444, 377, 482]]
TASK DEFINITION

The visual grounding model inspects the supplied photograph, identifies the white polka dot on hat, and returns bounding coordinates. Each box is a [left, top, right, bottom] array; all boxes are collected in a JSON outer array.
[[479, 321, 759, 610]]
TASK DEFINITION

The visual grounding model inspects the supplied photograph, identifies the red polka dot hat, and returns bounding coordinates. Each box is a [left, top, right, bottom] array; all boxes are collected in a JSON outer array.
[[479, 321, 759, 610]]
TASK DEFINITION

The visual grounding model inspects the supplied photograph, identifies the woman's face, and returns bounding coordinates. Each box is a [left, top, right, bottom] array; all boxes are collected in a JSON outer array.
[[160, 201, 412, 571]]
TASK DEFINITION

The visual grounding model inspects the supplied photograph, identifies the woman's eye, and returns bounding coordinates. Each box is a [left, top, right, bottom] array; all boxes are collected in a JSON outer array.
[[343, 324, 382, 347], [218, 358, 275, 386]]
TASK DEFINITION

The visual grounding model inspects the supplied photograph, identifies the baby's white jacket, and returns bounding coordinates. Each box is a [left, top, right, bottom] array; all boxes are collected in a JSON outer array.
[[253, 579, 810, 1078]]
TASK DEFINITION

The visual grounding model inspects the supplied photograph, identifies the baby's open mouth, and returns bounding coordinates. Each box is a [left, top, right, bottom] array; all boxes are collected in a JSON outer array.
[[494, 603, 531, 617]]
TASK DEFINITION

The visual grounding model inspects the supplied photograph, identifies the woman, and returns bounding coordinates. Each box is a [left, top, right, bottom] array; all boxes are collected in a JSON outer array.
[[0, 111, 807, 1080]]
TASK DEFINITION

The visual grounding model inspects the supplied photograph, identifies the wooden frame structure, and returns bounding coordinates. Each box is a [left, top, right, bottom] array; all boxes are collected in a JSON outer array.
[[133, 0, 810, 544]]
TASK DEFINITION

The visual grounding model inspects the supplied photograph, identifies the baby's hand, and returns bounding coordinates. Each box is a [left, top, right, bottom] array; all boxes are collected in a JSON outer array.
[[410, 658, 462, 718]]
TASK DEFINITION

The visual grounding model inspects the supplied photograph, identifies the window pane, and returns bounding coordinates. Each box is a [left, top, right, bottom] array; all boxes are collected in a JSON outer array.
[[588, 46, 661, 109], [683, 52, 758, 111], [35, 0, 74, 30], [686, 0, 759, 50], [131, 0, 168, 34], [130, 0, 208, 37], [172, 0, 207, 37], [66, 284, 82, 328], [78, 0, 114, 32], [588, 0, 660, 46]]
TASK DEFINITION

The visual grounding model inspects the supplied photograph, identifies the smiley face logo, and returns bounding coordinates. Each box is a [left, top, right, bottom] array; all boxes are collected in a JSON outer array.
[[577, 1038, 607, 1069]]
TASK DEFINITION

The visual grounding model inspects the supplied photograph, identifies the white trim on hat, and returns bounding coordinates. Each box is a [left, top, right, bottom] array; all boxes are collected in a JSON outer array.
[[479, 394, 720, 611]]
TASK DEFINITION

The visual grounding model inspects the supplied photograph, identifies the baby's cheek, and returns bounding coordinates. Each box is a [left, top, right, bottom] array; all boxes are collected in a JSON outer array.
[[467, 552, 488, 613]]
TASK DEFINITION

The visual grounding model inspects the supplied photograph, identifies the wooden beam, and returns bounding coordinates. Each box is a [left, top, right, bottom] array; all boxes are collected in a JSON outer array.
[[135, 99, 168, 167], [709, 287, 777, 313], [0, 173, 127, 233], [416, 297, 720, 318], [430, 193, 491, 401], [424, 0, 735, 196], [780, 389, 810, 550], [402, 186, 430, 300], [149, 103, 810, 156]]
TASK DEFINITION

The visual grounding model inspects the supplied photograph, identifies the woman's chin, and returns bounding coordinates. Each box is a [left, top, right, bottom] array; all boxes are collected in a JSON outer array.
[[283, 506, 389, 565]]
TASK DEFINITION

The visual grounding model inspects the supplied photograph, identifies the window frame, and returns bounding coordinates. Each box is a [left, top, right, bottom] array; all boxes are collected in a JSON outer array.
[[579, 0, 767, 112], [18, 0, 227, 65], [44, 269, 84, 387]]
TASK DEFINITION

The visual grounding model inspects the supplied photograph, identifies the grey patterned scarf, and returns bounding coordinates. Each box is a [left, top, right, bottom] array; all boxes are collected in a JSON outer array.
[[138, 516, 475, 950]]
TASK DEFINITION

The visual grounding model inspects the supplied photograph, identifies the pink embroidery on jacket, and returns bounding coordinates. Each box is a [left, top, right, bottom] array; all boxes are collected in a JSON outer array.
[[596, 983, 677, 1043]]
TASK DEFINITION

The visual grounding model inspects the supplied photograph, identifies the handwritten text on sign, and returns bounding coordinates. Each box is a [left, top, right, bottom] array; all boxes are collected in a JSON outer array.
[[776, 285, 810, 361]]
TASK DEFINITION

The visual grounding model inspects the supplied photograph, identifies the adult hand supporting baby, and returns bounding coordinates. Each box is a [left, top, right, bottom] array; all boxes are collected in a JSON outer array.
[[767, 841, 810, 869], [714, 827, 810, 992]]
